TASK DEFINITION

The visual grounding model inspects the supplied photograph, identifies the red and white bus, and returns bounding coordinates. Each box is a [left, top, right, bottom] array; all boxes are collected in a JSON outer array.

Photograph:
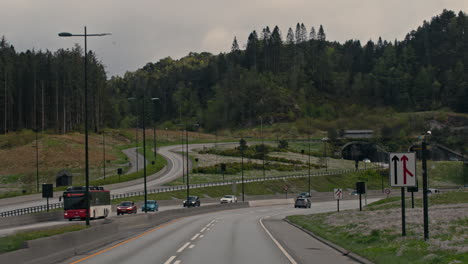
[[63, 186, 111, 221]]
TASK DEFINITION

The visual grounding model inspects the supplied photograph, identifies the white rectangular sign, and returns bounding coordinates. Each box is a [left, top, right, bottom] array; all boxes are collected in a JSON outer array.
[[389, 152, 417, 187], [334, 188, 343, 200]]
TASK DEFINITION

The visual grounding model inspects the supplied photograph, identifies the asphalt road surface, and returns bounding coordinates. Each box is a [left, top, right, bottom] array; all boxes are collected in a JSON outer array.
[[61, 199, 378, 264]]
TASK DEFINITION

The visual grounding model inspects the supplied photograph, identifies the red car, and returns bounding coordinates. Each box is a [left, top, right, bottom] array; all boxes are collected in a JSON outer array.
[[117, 201, 137, 215]]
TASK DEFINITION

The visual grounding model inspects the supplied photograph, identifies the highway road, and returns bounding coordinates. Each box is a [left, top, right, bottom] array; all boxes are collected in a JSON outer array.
[[61, 199, 378, 264]]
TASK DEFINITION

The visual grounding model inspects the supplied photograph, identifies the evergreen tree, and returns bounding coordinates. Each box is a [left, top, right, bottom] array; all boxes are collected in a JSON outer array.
[[286, 28, 295, 44], [231, 37, 240, 52], [309, 27, 316, 40], [317, 25, 326, 41]]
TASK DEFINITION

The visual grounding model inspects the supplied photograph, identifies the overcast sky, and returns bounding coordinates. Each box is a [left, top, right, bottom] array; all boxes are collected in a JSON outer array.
[[1, 1, 467, 77]]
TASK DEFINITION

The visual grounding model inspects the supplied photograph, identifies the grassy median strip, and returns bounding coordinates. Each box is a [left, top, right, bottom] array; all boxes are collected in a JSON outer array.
[[0, 224, 88, 254], [287, 191, 468, 264]]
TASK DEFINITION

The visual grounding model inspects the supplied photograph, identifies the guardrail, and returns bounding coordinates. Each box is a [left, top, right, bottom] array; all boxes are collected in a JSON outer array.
[[0, 168, 382, 217], [0, 202, 63, 217]]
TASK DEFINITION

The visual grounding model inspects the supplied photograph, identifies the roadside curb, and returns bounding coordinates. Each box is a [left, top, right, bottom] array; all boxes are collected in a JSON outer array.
[[283, 218, 374, 264]]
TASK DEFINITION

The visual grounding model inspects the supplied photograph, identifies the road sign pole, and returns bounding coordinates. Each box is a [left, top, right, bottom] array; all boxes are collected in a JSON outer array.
[[411, 191, 414, 208], [337, 200, 340, 212], [401, 187, 406, 236]]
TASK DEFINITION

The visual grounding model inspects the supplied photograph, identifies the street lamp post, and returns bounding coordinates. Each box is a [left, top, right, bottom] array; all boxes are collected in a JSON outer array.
[[59, 27, 110, 226]]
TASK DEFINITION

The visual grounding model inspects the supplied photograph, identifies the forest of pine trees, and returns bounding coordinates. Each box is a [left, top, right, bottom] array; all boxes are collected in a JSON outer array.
[[1, 10, 467, 133]]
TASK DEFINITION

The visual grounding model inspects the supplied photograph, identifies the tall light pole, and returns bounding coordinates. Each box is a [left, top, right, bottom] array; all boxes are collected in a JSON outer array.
[[59, 27, 110, 226], [151, 98, 160, 162]]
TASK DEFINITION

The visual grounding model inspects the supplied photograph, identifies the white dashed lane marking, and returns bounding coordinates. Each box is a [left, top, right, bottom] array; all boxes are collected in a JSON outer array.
[[176, 242, 190, 253], [191, 233, 200, 241], [163, 256, 176, 264]]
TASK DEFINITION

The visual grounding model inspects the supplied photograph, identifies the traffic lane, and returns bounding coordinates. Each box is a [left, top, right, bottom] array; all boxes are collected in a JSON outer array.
[[261, 199, 381, 264], [174, 207, 290, 264], [61, 210, 232, 264], [60, 206, 291, 264]]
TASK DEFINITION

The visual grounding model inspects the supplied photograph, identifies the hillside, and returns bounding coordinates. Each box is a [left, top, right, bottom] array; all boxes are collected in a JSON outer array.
[[0, 10, 466, 135]]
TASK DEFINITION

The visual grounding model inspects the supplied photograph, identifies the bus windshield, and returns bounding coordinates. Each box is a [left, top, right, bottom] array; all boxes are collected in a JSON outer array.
[[64, 196, 87, 210]]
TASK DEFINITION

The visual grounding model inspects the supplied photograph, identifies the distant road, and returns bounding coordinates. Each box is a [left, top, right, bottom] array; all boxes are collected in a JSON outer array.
[[62, 199, 377, 264], [0, 142, 229, 213]]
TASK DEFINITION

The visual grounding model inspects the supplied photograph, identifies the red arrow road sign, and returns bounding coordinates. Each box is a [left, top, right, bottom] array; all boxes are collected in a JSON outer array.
[[401, 155, 414, 184]]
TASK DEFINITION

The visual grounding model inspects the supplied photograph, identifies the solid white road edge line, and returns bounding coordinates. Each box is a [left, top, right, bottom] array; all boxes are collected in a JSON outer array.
[[177, 242, 191, 253], [163, 256, 176, 264], [191, 233, 200, 240], [259, 217, 298, 264], [174, 261, 181, 264], [200, 227, 207, 232]]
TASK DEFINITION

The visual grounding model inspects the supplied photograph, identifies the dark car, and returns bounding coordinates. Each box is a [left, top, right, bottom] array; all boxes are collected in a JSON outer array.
[[294, 197, 311, 208], [183, 196, 201, 207], [141, 200, 159, 212], [117, 201, 137, 215]]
